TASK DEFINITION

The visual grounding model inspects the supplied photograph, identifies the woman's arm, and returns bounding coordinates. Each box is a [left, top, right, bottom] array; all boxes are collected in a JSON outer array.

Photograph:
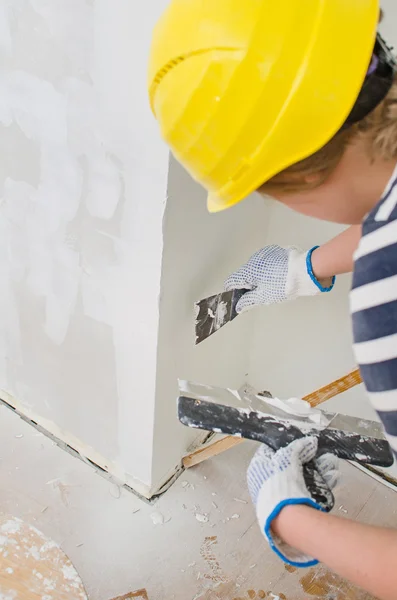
[[224, 225, 361, 312], [273, 505, 397, 600], [310, 225, 361, 279]]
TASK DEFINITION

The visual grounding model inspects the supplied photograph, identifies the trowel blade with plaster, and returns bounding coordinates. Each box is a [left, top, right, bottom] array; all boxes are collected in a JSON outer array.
[[179, 380, 385, 438], [194, 288, 249, 345], [179, 380, 331, 429], [178, 381, 393, 467], [178, 398, 335, 509]]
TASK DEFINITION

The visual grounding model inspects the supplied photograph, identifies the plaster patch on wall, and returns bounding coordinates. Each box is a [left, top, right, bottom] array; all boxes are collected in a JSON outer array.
[[29, 0, 94, 72], [0, 72, 83, 346], [0, 2, 124, 392], [0, 0, 24, 56], [86, 155, 122, 219], [81, 270, 113, 327], [60, 76, 122, 221], [0, 0, 169, 483]]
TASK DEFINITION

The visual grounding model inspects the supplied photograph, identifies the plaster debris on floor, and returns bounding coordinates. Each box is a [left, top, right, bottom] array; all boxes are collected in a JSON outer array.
[[0, 403, 396, 600]]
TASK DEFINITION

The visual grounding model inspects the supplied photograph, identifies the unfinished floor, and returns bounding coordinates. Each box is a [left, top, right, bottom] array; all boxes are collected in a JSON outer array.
[[0, 403, 396, 600]]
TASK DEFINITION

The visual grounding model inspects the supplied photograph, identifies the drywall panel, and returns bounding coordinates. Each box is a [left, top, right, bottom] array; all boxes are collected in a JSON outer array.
[[0, 0, 170, 488], [151, 160, 271, 489]]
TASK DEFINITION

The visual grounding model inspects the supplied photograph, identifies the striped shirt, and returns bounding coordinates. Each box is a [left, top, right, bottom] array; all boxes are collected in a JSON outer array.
[[351, 163, 397, 460]]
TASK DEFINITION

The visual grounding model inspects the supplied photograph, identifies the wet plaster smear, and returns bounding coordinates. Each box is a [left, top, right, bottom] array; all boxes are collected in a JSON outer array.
[[0, 1, 169, 487]]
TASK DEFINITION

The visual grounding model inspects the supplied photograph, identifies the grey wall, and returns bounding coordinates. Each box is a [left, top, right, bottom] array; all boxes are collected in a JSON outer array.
[[152, 159, 270, 489]]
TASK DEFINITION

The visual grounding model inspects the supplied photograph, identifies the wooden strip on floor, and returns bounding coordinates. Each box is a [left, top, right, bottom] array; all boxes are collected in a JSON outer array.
[[109, 590, 149, 600]]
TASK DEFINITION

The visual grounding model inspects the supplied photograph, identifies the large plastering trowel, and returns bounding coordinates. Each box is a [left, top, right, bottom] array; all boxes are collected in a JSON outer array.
[[178, 380, 392, 466], [177, 380, 393, 509], [195, 288, 249, 344]]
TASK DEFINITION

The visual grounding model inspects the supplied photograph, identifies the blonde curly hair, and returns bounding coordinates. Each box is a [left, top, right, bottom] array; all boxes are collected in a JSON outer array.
[[258, 75, 397, 196], [258, 12, 397, 196]]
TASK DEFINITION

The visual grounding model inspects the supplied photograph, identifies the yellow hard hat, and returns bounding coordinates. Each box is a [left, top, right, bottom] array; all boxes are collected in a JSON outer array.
[[148, 0, 379, 212]]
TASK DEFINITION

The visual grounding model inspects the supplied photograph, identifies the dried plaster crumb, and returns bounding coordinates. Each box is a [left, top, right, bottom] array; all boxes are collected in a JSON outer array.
[[61, 564, 78, 582], [150, 511, 165, 526], [355, 453, 368, 461], [195, 513, 209, 523], [182, 481, 195, 490], [2, 520, 21, 534]]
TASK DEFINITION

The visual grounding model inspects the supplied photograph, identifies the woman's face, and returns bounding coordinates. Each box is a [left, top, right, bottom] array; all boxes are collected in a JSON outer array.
[[272, 142, 395, 225], [274, 177, 365, 225]]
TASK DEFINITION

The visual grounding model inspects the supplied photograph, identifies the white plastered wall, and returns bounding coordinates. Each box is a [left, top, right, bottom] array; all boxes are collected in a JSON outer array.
[[0, 0, 173, 495]]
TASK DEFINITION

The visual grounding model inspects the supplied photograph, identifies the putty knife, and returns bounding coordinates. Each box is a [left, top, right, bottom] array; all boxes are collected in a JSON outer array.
[[195, 288, 249, 344]]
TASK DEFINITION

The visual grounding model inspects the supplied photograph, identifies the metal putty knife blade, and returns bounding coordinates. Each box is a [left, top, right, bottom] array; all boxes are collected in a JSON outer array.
[[194, 288, 249, 345]]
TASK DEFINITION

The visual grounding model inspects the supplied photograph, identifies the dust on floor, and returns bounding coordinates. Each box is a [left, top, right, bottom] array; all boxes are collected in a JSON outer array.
[[0, 405, 396, 599]]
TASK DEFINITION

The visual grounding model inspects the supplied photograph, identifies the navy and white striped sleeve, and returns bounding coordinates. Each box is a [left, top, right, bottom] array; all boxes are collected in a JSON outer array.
[[351, 165, 397, 461]]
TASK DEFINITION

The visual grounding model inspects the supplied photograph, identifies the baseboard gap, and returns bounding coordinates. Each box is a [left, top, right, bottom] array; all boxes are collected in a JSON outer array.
[[0, 393, 157, 504], [351, 461, 397, 492]]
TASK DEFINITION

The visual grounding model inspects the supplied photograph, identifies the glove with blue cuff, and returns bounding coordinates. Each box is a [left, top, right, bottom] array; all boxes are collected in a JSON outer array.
[[225, 245, 335, 313], [247, 437, 339, 568]]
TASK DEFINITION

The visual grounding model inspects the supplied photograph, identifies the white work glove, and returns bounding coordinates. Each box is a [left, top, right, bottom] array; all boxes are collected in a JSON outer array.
[[225, 245, 334, 313], [247, 437, 339, 568]]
